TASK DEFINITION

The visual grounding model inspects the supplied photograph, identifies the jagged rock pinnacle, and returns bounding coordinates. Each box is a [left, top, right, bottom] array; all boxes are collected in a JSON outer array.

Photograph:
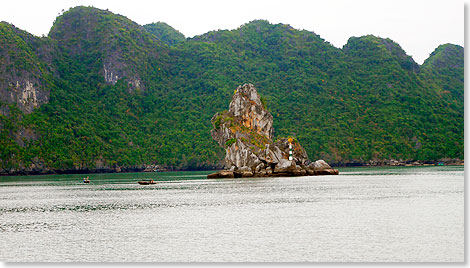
[[208, 84, 338, 178], [229, 83, 273, 139]]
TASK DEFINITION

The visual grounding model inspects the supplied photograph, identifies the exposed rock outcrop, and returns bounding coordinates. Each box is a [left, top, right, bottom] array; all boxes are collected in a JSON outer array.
[[10, 80, 49, 114], [208, 84, 338, 178], [0, 78, 50, 115], [0, 23, 52, 115]]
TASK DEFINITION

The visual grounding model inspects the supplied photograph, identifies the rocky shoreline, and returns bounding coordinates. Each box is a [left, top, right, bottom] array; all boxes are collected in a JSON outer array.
[[207, 159, 338, 178], [0, 164, 165, 176], [0, 161, 463, 176]]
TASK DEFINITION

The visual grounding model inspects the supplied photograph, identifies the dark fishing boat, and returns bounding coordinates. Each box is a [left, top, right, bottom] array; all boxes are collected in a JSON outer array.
[[138, 179, 156, 185]]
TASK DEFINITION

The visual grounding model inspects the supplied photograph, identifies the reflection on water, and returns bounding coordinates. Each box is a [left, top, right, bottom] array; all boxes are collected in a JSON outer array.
[[0, 166, 464, 262]]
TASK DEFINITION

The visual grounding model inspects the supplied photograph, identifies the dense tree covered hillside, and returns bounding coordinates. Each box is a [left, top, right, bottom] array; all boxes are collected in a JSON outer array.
[[0, 6, 464, 174], [144, 22, 186, 46]]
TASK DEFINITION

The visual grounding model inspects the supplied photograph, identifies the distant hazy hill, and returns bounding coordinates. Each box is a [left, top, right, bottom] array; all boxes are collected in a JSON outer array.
[[0, 6, 463, 174]]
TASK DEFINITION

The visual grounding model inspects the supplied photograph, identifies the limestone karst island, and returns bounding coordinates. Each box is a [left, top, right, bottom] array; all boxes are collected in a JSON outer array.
[[208, 84, 338, 178], [0, 6, 463, 175]]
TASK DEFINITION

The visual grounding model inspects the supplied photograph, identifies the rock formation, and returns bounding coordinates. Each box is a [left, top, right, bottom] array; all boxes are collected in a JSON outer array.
[[208, 83, 338, 178]]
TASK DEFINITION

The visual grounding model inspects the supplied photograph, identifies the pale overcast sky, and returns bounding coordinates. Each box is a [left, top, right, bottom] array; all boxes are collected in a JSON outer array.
[[0, 0, 464, 64]]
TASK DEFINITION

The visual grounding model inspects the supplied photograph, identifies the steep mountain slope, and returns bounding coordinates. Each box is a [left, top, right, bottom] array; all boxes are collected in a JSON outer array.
[[0, 7, 464, 174], [341, 36, 463, 162], [0, 22, 58, 172], [49, 6, 169, 89], [1, 7, 177, 173], [0, 22, 54, 114], [41, 7, 182, 171], [421, 44, 464, 100]]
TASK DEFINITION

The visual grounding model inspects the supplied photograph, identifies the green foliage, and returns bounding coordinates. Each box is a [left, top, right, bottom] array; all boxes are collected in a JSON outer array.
[[224, 116, 234, 127], [214, 115, 223, 129], [225, 138, 236, 147], [0, 7, 464, 173], [143, 22, 186, 46], [260, 96, 267, 110]]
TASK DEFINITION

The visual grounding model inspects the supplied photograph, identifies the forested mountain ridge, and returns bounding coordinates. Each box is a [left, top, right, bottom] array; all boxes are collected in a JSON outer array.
[[421, 44, 464, 100], [0, 6, 464, 174], [143, 22, 186, 46]]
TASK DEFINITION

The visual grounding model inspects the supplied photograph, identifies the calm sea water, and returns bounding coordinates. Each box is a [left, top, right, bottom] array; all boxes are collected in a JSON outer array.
[[0, 166, 463, 262]]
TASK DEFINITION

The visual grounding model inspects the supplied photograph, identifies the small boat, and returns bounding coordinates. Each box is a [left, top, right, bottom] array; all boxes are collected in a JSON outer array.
[[138, 179, 156, 185]]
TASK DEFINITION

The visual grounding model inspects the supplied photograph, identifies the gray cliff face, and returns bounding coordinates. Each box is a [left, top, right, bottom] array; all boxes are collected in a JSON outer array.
[[2, 79, 50, 114], [0, 60, 51, 115], [103, 60, 143, 93], [209, 83, 338, 178], [228, 83, 273, 140]]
